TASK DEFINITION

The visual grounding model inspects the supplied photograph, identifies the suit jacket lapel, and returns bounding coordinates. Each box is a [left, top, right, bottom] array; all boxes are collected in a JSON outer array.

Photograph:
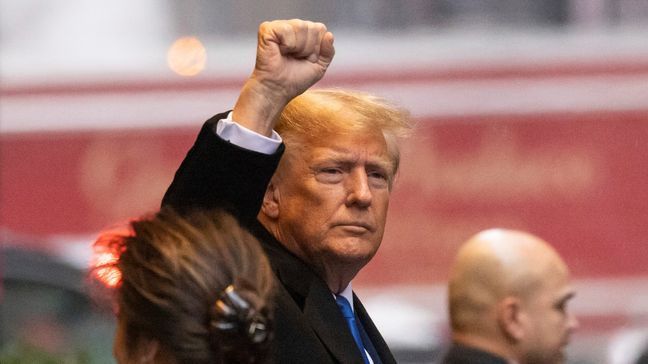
[[303, 278, 366, 364], [254, 223, 387, 364], [273, 247, 365, 363], [354, 294, 397, 364]]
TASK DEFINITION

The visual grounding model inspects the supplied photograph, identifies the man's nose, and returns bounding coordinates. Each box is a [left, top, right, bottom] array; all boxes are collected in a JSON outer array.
[[345, 169, 372, 207]]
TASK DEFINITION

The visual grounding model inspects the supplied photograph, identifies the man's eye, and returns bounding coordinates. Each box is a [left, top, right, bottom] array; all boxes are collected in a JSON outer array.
[[369, 171, 388, 180], [316, 168, 344, 183]]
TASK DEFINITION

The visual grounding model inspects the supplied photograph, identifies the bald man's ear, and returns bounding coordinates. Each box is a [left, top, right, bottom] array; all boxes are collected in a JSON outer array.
[[497, 296, 525, 342], [261, 180, 280, 219]]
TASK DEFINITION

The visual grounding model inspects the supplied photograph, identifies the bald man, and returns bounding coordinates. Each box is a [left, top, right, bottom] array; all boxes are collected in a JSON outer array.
[[442, 229, 579, 364]]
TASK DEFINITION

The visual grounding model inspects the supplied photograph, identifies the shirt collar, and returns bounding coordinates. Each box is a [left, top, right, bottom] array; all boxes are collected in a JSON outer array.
[[335, 282, 354, 311]]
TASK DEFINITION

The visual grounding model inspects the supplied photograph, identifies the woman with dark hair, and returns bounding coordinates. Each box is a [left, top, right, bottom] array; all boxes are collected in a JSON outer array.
[[93, 208, 274, 364]]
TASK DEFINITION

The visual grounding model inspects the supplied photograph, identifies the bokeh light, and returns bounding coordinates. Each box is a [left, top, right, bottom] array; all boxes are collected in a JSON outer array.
[[167, 36, 207, 77], [90, 224, 131, 289], [92, 251, 121, 288]]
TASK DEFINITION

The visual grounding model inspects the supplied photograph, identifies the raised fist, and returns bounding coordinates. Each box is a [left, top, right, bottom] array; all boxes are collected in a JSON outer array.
[[232, 19, 335, 136], [252, 19, 335, 100]]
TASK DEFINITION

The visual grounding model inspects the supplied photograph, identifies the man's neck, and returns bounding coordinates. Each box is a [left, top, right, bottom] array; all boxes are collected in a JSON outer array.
[[320, 262, 359, 293]]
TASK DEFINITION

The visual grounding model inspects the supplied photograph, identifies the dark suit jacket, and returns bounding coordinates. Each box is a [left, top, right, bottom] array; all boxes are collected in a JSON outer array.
[[441, 343, 508, 364], [162, 113, 396, 364]]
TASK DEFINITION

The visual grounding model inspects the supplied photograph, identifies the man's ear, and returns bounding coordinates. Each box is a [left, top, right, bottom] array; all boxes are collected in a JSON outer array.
[[136, 337, 160, 363], [261, 180, 280, 219], [497, 296, 525, 342]]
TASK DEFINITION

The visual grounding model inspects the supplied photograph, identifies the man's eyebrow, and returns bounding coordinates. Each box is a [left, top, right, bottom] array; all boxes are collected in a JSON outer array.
[[312, 158, 393, 172], [310, 156, 353, 167], [313, 152, 393, 169], [368, 161, 395, 175]]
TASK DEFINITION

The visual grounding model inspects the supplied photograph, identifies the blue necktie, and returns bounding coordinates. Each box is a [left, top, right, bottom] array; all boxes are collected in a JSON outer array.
[[335, 295, 370, 364]]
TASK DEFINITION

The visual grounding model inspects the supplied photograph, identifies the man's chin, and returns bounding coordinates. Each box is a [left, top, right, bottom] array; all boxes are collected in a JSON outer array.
[[338, 250, 374, 263], [336, 237, 379, 258]]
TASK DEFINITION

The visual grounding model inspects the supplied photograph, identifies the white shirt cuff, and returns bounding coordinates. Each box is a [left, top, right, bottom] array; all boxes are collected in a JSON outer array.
[[214, 111, 282, 155]]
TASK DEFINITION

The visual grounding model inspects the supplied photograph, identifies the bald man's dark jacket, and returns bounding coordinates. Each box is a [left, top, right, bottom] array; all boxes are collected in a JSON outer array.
[[441, 343, 508, 364], [162, 113, 396, 364]]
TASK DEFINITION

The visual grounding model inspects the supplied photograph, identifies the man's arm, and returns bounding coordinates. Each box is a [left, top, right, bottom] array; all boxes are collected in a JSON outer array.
[[162, 19, 335, 219]]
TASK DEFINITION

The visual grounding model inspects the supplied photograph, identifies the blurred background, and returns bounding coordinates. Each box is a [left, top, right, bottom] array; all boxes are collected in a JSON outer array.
[[2, 1, 648, 363]]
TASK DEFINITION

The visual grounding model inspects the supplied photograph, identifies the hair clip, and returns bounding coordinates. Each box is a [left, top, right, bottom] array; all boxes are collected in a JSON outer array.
[[211, 285, 269, 344]]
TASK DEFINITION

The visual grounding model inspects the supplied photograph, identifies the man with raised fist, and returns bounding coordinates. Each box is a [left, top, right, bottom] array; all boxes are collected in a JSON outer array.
[[163, 19, 410, 364]]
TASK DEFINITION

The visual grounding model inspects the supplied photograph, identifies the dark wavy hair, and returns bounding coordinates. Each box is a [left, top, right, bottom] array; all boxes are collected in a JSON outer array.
[[92, 208, 274, 363]]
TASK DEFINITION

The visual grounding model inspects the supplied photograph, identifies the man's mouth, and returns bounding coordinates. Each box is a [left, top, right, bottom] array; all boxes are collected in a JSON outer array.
[[335, 222, 373, 233]]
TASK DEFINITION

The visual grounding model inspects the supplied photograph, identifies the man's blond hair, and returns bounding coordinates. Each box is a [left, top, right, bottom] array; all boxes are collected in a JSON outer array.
[[276, 89, 411, 177]]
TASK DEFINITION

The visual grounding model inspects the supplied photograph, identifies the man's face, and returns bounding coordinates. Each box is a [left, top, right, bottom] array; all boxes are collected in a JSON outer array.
[[519, 268, 578, 364], [270, 129, 394, 283]]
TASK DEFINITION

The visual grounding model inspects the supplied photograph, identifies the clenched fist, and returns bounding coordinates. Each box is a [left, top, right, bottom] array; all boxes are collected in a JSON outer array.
[[254, 19, 335, 99], [233, 19, 335, 136]]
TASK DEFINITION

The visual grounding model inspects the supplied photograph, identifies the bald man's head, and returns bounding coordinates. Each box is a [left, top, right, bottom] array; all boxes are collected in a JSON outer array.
[[447, 229, 578, 364]]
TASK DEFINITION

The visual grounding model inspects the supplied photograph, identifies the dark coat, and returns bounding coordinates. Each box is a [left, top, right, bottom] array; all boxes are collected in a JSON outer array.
[[441, 343, 509, 364], [162, 113, 396, 364]]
